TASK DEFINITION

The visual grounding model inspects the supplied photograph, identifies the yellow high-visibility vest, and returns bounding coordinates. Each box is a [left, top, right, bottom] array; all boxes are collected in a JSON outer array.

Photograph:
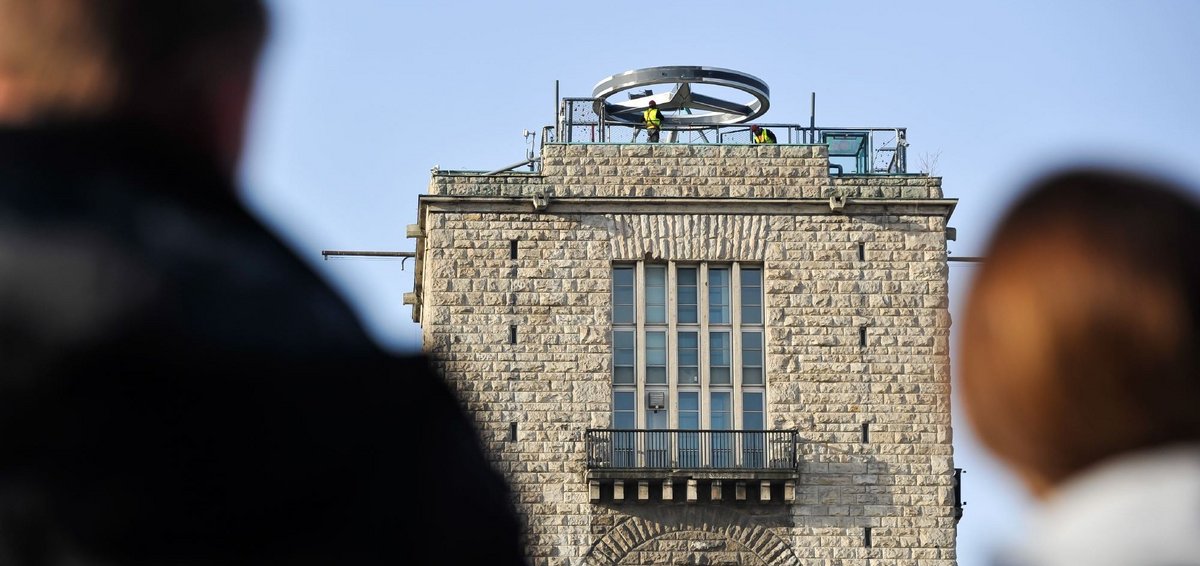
[[754, 129, 776, 144], [643, 108, 662, 129]]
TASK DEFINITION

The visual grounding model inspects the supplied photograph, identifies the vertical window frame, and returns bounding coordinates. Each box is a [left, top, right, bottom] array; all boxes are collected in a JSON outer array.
[[610, 261, 767, 437], [611, 264, 638, 432]]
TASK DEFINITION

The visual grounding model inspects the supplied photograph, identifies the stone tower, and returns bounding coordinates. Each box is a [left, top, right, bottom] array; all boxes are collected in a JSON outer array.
[[408, 72, 959, 565]]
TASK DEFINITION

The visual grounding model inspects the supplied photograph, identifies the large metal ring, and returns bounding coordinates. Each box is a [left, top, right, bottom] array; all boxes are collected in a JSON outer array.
[[592, 66, 770, 127]]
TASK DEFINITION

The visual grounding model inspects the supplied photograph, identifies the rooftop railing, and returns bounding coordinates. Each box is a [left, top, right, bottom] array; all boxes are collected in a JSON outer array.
[[550, 97, 909, 174], [585, 429, 798, 471]]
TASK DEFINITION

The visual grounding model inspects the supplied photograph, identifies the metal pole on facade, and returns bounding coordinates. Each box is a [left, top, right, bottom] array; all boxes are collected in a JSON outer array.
[[565, 100, 573, 143], [320, 250, 416, 269], [599, 103, 606, 143], [809, 92, 816, 144]]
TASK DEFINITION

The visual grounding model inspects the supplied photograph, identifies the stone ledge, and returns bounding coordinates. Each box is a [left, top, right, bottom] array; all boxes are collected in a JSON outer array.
[[589, 477, 798, 504]]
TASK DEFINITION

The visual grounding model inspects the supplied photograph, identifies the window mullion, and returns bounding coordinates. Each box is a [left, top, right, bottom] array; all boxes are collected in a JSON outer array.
[[757, 265, 767, 430], [732, 262, 743, 432], [699, 262, 710, 431], [636, 262, 646, 430], [762, 266, 768, 430], [667, 262, 678, 430]]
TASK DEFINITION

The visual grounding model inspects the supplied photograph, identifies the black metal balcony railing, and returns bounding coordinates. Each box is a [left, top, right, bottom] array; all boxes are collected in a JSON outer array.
[[585, 429, 798, 471]]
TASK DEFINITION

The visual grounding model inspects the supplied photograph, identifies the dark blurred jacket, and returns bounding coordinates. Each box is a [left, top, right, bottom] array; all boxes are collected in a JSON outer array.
[[0, 122, 525, 566]]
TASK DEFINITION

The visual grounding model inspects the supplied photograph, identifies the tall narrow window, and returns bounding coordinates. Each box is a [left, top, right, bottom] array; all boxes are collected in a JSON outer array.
[[743, 393, 764, 430], [610, 262, 767, 457], [678, 331, 699, 384], [742, 331, 763, 385], [645, 264, 668, 466], [613, 392, 636, 467], [679, 393, 700, 429], [613, 331, 635, 384], [710, 331, 731, 385], [613, 392, 635, 429], [646, 331, 667, 384], [677, 267, 698, 323], [710, 393, 731, 429], [741, 267, 762, 324], [645, 265, 667, 324], [709, 267, 730, 324], [711, 392, 733, 467], [743, 392, 765, 467], [678, 392, 700, 468], [740, 266, 766, 465], [613, 267, 635, 324]]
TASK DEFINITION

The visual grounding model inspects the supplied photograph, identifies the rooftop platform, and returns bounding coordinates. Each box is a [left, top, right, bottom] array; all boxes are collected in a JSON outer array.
[[429, 143, 942, 200]]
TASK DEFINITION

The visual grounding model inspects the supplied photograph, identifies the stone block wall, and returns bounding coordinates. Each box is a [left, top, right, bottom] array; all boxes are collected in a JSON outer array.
[[417, 143, 956, 565], [430, 144, 942, 200]]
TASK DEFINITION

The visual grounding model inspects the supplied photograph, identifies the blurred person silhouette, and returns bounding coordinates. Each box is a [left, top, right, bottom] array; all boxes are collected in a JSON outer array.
[[961, 168, 1200, 566], [0, 1, 525, 565]]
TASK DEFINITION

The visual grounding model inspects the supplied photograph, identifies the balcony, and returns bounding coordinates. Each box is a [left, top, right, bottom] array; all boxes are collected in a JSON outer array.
[[586, 429, 798, 503], [586, 429, 797, 478]]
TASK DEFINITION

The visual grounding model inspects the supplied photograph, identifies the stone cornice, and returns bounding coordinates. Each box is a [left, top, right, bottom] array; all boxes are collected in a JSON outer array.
[[418, 195, 958, 218]]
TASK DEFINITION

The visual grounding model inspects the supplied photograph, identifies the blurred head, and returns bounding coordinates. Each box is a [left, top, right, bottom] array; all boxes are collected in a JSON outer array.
[[0, 0, 267, 172], [647, 100, 656, 108], [751, 125, 760, 133], [961, 168, 1200, 497]]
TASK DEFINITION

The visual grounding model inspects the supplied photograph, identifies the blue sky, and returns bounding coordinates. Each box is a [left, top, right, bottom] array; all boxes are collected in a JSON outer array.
[[242, 2, 1200, 564]]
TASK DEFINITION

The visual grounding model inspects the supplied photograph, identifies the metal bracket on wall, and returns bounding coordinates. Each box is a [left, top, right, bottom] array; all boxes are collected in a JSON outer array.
[[320, 250, 416, 270], [829, 195, 847, 213], [532, 191, 550, 212]]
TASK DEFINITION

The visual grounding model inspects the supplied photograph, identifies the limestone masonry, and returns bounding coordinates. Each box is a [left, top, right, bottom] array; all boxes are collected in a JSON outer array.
[[411, 142, 958, 565]]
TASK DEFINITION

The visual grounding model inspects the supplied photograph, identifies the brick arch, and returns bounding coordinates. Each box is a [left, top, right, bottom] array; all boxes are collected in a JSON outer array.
[[617, 530, 767, 566], [582, 506, 800, 566]]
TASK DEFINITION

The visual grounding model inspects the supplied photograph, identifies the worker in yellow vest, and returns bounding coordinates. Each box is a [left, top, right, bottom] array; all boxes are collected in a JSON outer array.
[[751, 125, 777, 144], [643, 100, 663, 143]]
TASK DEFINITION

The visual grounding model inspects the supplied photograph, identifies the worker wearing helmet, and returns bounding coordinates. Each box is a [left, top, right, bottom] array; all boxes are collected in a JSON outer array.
[[643, 100, 663, 143], [751, 125, 777, 144]]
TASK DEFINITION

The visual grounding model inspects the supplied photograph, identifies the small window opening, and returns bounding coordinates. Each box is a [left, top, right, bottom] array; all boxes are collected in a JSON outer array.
[[509, 239, 519, 260], [857, 242, 865, 261], [509, 422, 518, 441], [859, 326, 867, 347], [509, 325, 518, 344], [864, 527, 872, 548], [862, 422, 870, 444]]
